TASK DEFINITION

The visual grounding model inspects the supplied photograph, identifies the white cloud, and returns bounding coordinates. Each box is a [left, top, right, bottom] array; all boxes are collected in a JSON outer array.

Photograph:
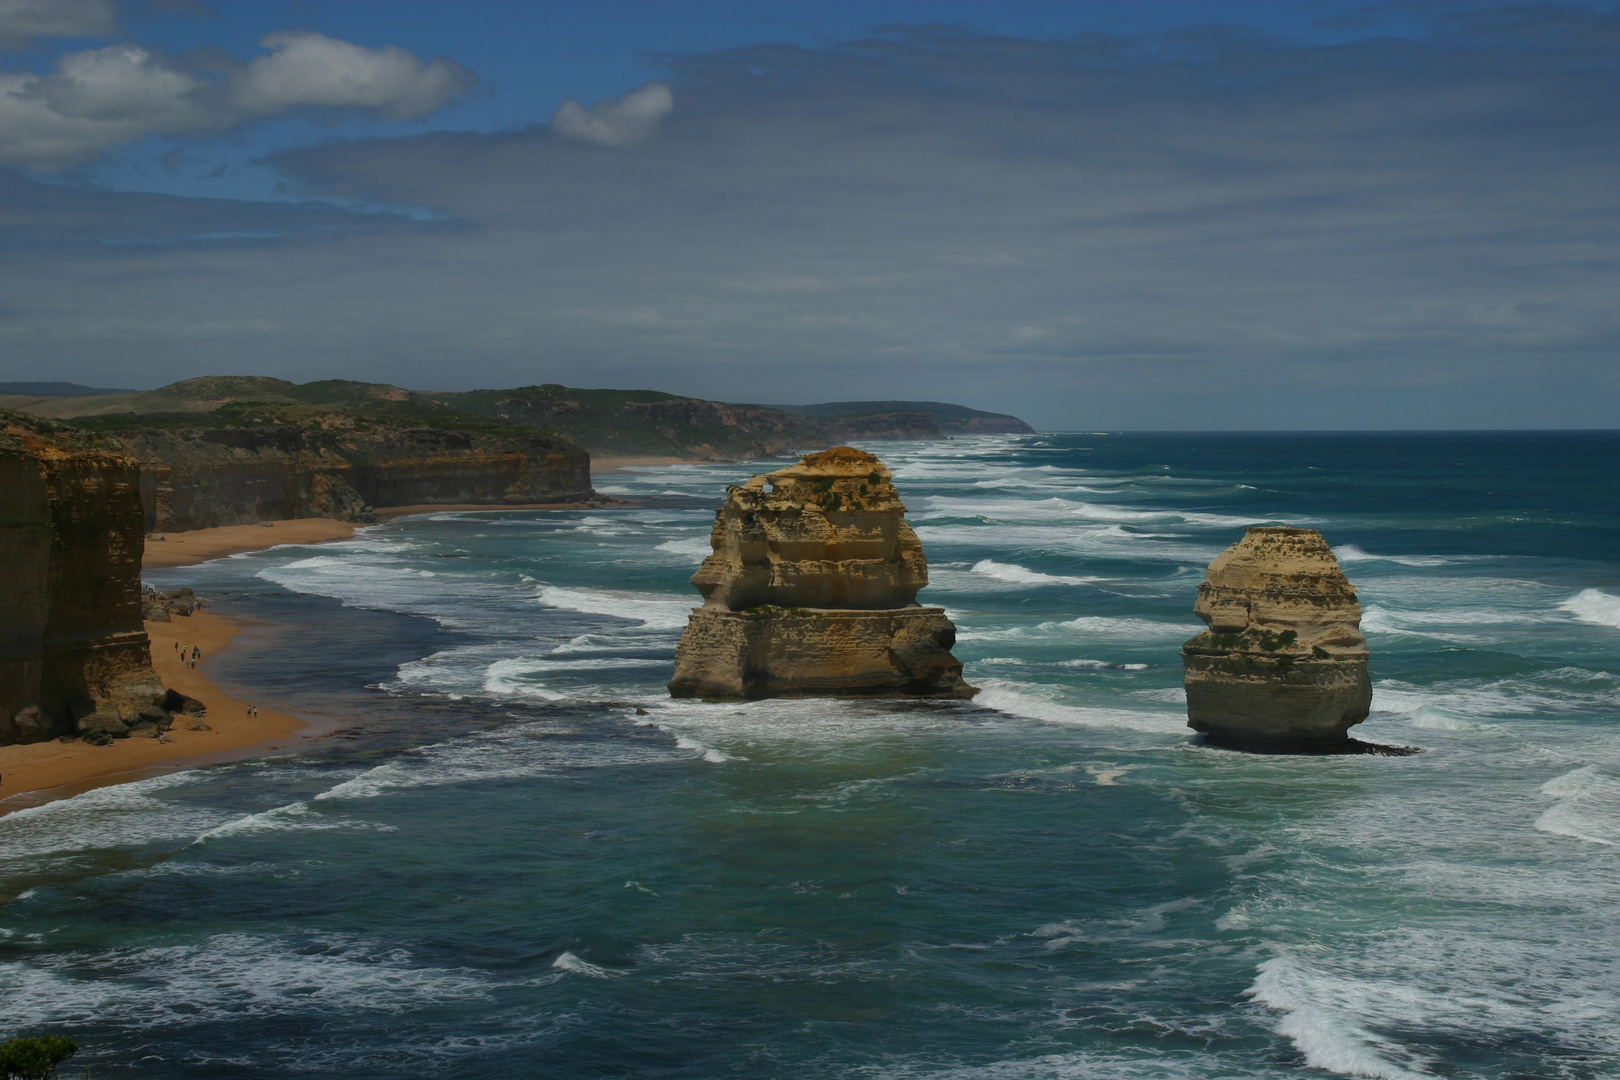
[[0, 31, 475, 168], [232, 31, 475, 120], [550, 82, 672, 147], [0, 45, 209, 167], [0, 0, 116, 49]]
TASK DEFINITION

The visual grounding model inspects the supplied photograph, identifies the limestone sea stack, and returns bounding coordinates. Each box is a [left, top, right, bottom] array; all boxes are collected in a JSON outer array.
[[1182, 526, 1372, 747], [669, 447, 976, 700]]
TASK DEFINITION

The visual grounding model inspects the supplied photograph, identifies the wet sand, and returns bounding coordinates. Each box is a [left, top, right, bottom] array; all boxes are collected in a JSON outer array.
[[0, 610, 312, 812]]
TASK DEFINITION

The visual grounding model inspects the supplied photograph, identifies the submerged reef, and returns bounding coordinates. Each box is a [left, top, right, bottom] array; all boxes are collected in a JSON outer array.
[[670, 447, 975, 700], [1182, 526, 1372, 747]]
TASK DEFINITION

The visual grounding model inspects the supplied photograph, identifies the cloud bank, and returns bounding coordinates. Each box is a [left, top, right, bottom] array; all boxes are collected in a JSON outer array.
[[0, 30, 475, 168], [0, 0, 117, 49], [3, 8, 1619, 429]]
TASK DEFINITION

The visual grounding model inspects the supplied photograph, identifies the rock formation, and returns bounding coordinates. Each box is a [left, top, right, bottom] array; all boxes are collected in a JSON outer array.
[[118, 424, 594, 532], [669, 447, 975, 699], [0, 413, 168, 745], [1182, 526, 1372, 747]]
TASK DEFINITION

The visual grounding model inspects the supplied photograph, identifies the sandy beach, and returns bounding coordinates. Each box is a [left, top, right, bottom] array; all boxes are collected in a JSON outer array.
[[0, 609, 312, 811], [140, 503, 619, 572], [142, 518, 359, 568]]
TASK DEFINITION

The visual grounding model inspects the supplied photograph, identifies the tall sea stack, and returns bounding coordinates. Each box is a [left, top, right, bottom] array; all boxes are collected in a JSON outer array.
[[669, 447, 975, 700], [0, 413, 167, 745], [1182, 526, 1372, 747]]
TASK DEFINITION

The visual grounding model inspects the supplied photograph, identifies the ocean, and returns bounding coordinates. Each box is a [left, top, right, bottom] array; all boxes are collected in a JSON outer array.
[[3, 432, 1618, 1079]]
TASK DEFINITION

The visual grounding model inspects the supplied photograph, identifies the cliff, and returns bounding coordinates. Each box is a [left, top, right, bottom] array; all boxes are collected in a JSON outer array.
[[108, 416, 594, 532], [433, 385, 946, 458], [0, 413, 167, 745], [1181, 527, 1372, 746], [670, 447, 975, 700], [123, 427, 366, 533], [339, 427, 594, 508]]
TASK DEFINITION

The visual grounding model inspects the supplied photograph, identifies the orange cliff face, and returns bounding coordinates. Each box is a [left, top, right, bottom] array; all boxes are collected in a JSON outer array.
[[1, 413, 166, 745]]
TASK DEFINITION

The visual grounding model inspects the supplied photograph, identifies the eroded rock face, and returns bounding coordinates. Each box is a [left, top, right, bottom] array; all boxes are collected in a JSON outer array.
[[120, 425, 594, 531], [1, 413, 166, 745], [1182, 526, 1371, 746], [671, 447, 974, 699]]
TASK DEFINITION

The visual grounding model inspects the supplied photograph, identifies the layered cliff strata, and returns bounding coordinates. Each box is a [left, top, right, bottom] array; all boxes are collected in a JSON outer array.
[[1181, 526, 1372, 746], [670, 447, 975, 699], [0, 413, 167, 745], [119, 424, 594, 532]]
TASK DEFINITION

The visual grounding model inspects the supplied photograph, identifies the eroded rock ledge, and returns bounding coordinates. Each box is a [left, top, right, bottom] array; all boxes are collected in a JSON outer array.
[[1182, 526, 1371, 746], [670, 447, 975, 700]]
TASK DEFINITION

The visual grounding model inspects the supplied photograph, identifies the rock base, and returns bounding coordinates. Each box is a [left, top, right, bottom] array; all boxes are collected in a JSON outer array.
[[669, 606, 977, 700], [1182, 651, 1371, 746]]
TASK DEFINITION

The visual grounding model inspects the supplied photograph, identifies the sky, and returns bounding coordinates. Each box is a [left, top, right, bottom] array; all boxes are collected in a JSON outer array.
[[2, 1, 1617, 430]]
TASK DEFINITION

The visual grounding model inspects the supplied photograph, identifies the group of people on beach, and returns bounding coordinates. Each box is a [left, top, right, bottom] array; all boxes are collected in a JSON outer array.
[[172, 642, 201, 668]]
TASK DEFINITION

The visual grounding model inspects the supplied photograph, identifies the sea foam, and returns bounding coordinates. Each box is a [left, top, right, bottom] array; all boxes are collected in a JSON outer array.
[[535, 585, 694, 630], [1560, 588, 1620, 630], [968, 560, 1098, 587], [974, 679, 1186, 734], [1536, 764, 1620, 846], [1246, 952, 1434, 1080]]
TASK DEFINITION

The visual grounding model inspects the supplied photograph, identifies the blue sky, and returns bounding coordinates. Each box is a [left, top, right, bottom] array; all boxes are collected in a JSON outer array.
[[2, 1, 1617, 429]]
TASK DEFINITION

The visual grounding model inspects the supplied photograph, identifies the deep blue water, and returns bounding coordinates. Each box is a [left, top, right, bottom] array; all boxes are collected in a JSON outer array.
[[3, 432, 1618, 1079]]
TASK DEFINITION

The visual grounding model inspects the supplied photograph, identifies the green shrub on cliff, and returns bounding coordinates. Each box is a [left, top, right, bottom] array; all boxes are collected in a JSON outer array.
[[0, 1035, 78, 1079]]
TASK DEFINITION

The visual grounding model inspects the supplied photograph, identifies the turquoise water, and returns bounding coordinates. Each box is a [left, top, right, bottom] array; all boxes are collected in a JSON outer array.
[[3, 432, 1618, 1079]]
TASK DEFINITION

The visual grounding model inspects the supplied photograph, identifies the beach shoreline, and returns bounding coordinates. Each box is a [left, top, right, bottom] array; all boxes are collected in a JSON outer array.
[[7, 496, 648, 812], [142, 499, 631, 571], [142, 518, 360, 569], [0, 609, 318, 814]]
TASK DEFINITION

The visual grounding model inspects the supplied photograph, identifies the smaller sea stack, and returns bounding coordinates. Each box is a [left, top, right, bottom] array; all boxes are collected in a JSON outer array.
[[1182, 526, 1371, 747], [669, 447, 975, 700]]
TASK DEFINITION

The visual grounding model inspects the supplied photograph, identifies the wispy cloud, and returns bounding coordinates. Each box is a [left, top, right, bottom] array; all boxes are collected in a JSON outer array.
[[550, 82, 673, 147]]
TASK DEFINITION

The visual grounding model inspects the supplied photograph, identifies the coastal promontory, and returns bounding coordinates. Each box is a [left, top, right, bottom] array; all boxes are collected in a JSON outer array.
[[0, 413, 168, 745], [670, 447, 975, 700], [1182, 526, 1372, 747]]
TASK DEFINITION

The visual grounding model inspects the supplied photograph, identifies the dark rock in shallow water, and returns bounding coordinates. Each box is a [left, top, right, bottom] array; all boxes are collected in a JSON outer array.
[[670, 447, 975, 700], [1182, 526, 1372, 747]]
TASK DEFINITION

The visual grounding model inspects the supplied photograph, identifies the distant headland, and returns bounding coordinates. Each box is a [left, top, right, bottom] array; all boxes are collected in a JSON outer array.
[[0, 377, 1034, 461]]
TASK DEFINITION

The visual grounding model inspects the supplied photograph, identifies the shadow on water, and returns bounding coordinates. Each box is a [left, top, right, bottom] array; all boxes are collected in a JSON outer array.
[[1196, 734, 1422, 756]]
